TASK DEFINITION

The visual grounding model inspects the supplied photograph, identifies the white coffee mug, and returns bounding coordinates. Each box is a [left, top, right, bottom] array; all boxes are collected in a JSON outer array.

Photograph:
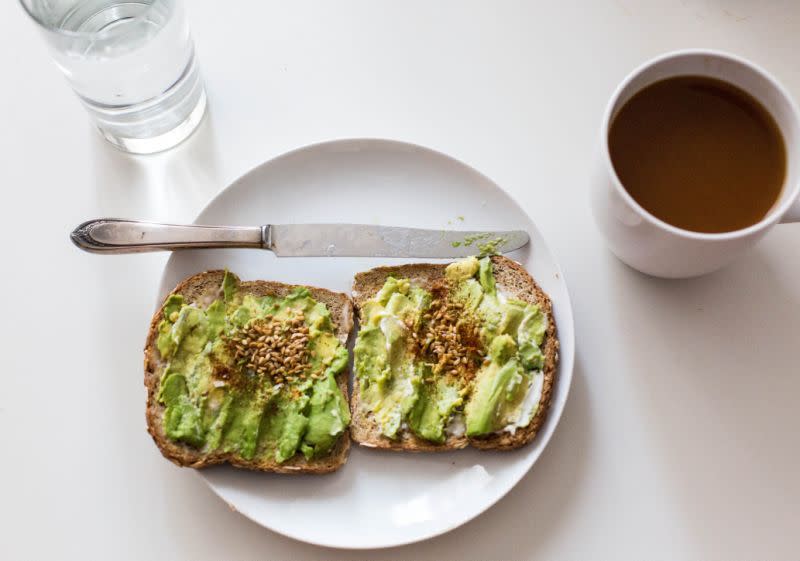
[[591, 49, 800, 278]]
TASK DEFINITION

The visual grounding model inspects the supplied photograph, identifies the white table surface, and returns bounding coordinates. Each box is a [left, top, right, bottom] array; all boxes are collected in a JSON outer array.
[[2, 1, 799, 559]]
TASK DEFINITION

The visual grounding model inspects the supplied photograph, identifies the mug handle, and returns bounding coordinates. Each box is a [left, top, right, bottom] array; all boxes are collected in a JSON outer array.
[[781, 197, 800, 223]]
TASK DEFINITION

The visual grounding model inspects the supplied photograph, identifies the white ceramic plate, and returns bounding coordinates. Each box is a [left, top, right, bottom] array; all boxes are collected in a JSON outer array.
[[158, 139, 575, 549]]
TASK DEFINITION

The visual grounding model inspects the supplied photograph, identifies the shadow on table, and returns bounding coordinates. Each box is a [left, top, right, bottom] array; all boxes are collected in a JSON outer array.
[[89, 107, 223, 222], [609, 247, 800, 557]]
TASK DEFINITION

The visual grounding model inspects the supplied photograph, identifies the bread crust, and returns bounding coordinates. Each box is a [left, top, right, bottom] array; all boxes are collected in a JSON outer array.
[[349, 256, 559, 452], [143, 270, 353, 473]]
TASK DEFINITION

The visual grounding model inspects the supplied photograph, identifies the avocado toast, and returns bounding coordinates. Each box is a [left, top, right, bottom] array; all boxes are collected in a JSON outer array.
[[350, 255, 558, 451], [144, 270, 353, 473]]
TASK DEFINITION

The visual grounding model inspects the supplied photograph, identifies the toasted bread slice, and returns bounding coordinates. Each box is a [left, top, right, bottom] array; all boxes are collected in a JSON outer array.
[[350, 255, 558, 451], [144, 270, 353, 473]]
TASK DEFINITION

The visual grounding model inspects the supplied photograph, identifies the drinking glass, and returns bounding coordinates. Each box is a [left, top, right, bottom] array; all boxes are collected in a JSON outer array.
[[20, 0, 207, 154]]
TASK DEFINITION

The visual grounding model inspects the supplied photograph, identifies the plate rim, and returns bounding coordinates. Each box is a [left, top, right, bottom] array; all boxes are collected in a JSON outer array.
[[157, 137, 576, 549]]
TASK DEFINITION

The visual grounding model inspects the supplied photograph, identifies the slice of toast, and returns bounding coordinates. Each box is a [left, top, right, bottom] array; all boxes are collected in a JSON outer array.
[[143, 270, 353, 473], [350, 255, 559, 451]]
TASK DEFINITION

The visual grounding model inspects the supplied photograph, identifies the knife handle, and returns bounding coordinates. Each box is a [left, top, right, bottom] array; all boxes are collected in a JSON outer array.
[[71, 219, 265, 254]]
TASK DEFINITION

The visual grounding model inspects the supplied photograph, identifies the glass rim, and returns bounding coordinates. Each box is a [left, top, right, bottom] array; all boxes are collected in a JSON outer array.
[[19, 0, 169, 39]]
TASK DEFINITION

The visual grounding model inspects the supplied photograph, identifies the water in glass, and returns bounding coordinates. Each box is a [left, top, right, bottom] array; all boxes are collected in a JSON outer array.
[[21, 0, 206, 153]]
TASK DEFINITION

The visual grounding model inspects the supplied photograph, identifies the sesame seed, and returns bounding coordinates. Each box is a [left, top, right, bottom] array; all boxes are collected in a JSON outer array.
[[219, 315, 312, 393]]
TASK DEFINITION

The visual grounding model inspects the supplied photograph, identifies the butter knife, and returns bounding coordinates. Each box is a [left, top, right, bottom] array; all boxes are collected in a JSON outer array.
[[71, 219, 529, 257]]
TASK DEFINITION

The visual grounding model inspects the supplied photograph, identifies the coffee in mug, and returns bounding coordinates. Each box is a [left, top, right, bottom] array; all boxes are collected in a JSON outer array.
[[591, 50, 800, 278], [608, 75, 786, 234]]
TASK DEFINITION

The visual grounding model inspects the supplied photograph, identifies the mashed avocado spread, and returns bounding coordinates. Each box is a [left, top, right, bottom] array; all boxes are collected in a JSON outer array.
[[155, 272, 350, 463], [354, 257, 547, 442]]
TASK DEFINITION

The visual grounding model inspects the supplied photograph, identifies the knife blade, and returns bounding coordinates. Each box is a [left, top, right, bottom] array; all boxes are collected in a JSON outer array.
[[266, 224, 528, 257], [71, 219, 529, 257]]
